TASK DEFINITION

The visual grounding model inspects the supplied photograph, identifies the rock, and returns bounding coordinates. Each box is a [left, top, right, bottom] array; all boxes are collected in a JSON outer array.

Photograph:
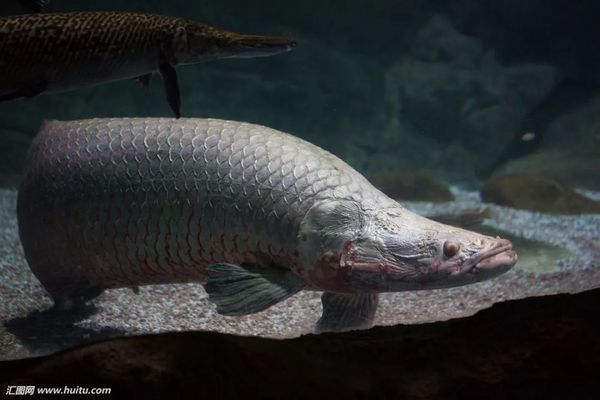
[[428, 208, 491, 227], [540, 94, 600, 149], [481, 175, 600, 214], [2, 289, 599, 399], [493, 96, 600, 190], [369, 170, 454, 202], [492, 148, 599, 191], [383, 15, 556, 174], [410, 14, 483, 68]]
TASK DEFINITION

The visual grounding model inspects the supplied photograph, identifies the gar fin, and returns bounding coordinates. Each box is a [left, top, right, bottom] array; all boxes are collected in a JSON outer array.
[[158, 61, 181, 118], [205, 263, 306, 316], [135, 73, 152, 88], [17, 0, 51, 12], [316, 292, 379, 333]]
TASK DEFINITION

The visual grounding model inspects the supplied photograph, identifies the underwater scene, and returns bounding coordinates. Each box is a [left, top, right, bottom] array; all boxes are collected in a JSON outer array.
[[0, 0, 598, 397]]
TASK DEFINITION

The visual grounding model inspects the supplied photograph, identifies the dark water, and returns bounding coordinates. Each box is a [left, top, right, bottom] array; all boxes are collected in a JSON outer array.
[[0, 0, 598, 362]]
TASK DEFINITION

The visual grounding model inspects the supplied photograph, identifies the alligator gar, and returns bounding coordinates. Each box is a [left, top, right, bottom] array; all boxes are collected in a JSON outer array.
[[17, 118, 518, 333], [0, 12, 296, 117]]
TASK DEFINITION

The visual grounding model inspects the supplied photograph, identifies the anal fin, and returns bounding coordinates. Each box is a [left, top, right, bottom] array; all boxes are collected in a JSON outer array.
[[205, 263, 305, 316], [158, 61, 181, 118], [316, 292, 379, 333]]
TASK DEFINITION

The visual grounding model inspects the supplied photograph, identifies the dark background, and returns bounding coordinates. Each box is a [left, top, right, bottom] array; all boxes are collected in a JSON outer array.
[[1, 0, 599, 186]]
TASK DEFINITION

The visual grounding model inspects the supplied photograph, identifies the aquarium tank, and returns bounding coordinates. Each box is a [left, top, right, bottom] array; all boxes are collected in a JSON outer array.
[[0, 0, 598, 398]]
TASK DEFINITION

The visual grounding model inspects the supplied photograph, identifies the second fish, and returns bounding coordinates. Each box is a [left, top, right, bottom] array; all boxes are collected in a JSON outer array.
[[0, 11, 296, 117]]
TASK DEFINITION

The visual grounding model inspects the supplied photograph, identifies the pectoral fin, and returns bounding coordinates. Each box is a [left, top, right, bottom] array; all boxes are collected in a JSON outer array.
[[205, 263, 306, 316], [316, 292, 379, 333], [158, 61, 181, 118]]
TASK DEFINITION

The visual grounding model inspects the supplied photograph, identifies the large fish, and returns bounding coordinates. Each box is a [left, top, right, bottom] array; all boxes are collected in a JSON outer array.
[[0, 12, 296, 117], [17, 118, 517, 333]]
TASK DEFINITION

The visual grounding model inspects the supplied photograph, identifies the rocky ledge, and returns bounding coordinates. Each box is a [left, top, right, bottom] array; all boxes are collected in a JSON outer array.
[[1, 289, 599, 400]]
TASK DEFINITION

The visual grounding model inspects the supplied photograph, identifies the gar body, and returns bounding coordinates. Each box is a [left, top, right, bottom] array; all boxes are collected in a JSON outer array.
[[0, 12, 295, 117], [17, 118, 517, 332]]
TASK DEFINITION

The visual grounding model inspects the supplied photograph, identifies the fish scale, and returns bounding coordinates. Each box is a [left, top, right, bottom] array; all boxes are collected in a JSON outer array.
[[17, 118, 390, 300], [0, 12, 296, 117], [0, 13, 161, 90]]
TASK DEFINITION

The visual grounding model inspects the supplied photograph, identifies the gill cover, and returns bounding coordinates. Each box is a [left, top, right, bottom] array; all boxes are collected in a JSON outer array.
[[298, 200, 366, 289]]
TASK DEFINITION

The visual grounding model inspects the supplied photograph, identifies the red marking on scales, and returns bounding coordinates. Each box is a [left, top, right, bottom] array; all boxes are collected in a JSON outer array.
[[163, 207, 178, 271], [208, 242, 217, 264], [122, 233, 134, 274], [170, 193, 184, 267], [122, 201, 137, 275], [140, 221, 159, 275], [151, 203, 164, 274], [231, 234, 240, 255], [219, 233, 229, 263], [164, 244, 178, 271], [108, 193, 127, 279], [185, 200, 195, 263]]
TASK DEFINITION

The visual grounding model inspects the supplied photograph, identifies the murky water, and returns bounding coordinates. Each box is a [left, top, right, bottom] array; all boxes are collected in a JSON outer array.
[[0, 0, 598, 361]]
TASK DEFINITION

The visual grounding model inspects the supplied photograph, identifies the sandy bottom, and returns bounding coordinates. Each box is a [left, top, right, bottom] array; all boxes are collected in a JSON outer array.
[[1, 189, 598, 360]]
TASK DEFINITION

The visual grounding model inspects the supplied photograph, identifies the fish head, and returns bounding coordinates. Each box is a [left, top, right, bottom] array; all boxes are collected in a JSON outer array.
[[177, 22, 296, 64], [221, 33, 297, 58], [298, 201, 517, 293]]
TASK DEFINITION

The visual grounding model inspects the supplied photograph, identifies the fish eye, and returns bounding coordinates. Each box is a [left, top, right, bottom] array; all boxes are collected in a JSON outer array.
[[443, 240, 460, 258]]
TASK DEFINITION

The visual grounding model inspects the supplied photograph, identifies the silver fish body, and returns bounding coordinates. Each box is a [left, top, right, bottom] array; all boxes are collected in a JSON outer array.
[[17, 118, 517, 332], [18, 118, 387, 294]]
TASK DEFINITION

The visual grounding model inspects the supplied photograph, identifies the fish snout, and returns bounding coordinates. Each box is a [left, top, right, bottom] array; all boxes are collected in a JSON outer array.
[[259, 36, 297, 51], [472, 238, 517, 273], [475, 248, 518, 271], [231, 34, 297, 57]]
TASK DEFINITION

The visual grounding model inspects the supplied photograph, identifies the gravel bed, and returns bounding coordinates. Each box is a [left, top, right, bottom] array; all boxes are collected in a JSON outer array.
[[1, 188, 598, 360]]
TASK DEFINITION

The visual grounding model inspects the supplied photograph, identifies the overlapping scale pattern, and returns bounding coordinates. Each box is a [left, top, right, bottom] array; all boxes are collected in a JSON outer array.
[[17, 118, 392, 297]]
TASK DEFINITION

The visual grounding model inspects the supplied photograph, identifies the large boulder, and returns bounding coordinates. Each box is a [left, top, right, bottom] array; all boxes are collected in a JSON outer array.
[[2, 289, 599, 399], [481, 175, 600, 214], [493, 96, 600, 190], [382, 15, 556, 174], [369, 170, 455, 202]]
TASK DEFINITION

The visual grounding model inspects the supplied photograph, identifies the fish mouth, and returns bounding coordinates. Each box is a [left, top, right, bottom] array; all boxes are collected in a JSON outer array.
[[465, 238, 518, 274], [231, 34, 297, 57]]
